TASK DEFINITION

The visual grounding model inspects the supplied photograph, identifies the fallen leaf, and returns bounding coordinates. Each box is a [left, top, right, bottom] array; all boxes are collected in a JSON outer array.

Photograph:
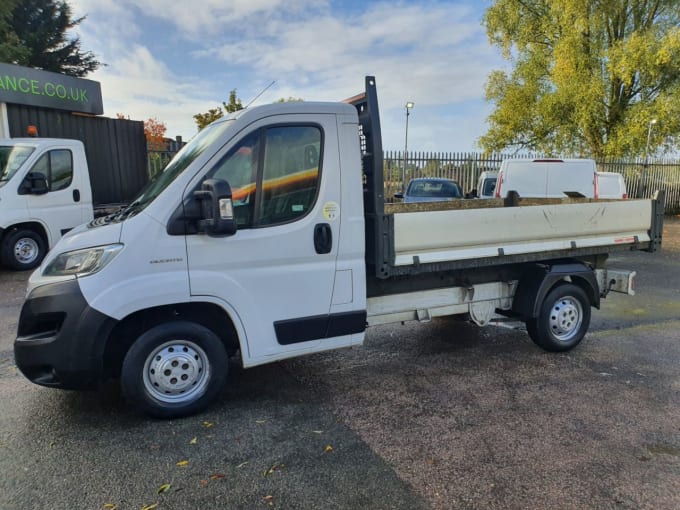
[[236, 461, 249, 469], [202, 421, 214, 428], [157, 483, 171, 494], [141, 504, 158, 510], [324, 445, 333, 453], [256, 419, 267, 424], [200, 479, 209, 487], [263, 463, 284, 477], [263, 495, 274, 506], [210, 473, 226, 480], [103, 504, 117, 510], [189, 437, 198, 445], [176, 460, 189, 467], [312, 430, 323, 434]]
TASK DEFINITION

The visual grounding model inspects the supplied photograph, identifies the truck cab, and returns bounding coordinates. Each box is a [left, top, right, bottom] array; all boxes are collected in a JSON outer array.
[[15, 101, 368, 417], [0, 138, 93, 269]]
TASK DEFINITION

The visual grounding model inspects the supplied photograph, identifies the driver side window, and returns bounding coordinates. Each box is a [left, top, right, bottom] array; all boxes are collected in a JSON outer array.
[[206, 125, 322, 228], [30, 149, 73, 191], [210, 132, 259, 226]]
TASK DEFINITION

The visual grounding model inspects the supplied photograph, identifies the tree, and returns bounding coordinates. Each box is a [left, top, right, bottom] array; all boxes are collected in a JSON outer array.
[[193, 89, 244, 130], [0, 0, 28, 63], [144, 117, 167, 151], [480, 0, 680, 159], [2, 0, 102, 77], [275, 97, 304, 103]]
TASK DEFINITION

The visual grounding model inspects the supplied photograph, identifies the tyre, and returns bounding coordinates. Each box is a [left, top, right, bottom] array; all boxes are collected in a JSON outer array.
[[121, 321, 228, 418], [0, 228, 47, 271], [526, 283, 591, 352]]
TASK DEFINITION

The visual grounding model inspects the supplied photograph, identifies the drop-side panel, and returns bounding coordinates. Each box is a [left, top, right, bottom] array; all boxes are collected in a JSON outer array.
[[392, 200, 652, 266]]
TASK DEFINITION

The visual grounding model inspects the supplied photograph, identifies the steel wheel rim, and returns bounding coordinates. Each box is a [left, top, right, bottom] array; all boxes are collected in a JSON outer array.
[[143, 340, 211, 403], [14, 237, 39, 264], [549, 295, 583, 342]]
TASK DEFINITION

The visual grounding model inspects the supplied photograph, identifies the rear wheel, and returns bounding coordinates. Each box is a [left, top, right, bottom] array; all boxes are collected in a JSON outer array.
[[0, 228, 47, 271], [526, 283, 591, 352], [121, 321, 228, 418]]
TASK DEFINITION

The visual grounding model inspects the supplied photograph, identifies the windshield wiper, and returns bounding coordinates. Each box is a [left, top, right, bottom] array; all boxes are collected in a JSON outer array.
[[111, 199, 145, 221]]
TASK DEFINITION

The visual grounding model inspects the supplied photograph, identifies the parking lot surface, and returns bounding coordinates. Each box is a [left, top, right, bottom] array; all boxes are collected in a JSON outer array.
[[1, 219, 679, 509]]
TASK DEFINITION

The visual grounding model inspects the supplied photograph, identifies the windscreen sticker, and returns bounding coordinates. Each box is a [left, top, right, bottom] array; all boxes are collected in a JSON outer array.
[[323, 201, 339, 221]]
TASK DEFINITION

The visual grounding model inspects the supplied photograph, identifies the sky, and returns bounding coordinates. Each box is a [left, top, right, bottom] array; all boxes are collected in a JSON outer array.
[[69, 0, 506, 152]]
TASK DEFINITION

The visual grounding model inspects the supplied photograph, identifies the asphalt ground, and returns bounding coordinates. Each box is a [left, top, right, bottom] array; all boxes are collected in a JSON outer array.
[[1, 218, 679, 510]]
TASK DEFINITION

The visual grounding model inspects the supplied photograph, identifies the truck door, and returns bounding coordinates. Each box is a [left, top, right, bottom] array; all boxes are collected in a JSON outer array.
[[185, 114, 355, 363], [23, 147, 86, 241]]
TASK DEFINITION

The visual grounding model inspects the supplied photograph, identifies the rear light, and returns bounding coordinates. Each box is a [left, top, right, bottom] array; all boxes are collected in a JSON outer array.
[[623, 193, 628, 199], [495, 173, 503, 198], [594, 172, 599, 199]]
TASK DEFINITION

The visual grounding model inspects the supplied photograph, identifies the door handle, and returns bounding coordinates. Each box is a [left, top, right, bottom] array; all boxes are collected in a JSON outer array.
[[314, 223, 332, 254], [73, 189, 81, 202]]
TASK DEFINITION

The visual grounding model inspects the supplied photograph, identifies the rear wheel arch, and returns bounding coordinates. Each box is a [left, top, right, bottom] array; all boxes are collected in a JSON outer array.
[[513, 261, 599, 319]]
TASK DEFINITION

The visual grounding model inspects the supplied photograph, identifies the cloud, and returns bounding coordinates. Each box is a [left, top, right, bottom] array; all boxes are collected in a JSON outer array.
[[65, 1, 503, 149]]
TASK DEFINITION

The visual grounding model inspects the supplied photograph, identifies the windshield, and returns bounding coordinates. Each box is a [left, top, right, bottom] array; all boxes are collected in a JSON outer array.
[[482, 178, 497, 196], [124, 120, 234, 213], [407, 179, 461, 198], [0, 146, 35, 186]]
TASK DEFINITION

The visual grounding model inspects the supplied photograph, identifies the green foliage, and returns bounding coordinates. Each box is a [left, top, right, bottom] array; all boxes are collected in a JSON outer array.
[[421, 159, 441, 177], [193, 89, 244, 130], [0, 0, 28, 63], [274, 97, 304, 103], [1, 0, 102, 77], [193, 108, 223, 131], [481, 0, 680, 158], [223, 89, 243, 113]]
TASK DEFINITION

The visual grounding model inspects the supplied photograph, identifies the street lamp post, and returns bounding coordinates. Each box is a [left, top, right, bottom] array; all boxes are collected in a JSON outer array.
[[644, 118, 657, 168], [403, 102, 414, 192]]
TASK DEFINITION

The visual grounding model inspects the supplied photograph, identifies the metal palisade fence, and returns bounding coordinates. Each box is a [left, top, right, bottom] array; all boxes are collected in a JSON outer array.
[[147, 137, 186, 180], [384, 150, 680, 214], [148, 147, 680, 214]]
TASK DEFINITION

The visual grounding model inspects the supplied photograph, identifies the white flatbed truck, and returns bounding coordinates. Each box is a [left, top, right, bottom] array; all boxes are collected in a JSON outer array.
[[14, 77, 664, 418]]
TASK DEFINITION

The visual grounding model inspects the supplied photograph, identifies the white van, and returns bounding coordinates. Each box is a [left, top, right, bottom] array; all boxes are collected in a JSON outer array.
[[596, 172, 628, 199], [0, 138, 94, 270], [494, 159, 598, 199], [476, 171, 498, 198]]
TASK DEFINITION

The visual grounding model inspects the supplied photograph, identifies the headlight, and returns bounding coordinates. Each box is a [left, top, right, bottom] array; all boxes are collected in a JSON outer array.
[[43, 244, 123, 277]]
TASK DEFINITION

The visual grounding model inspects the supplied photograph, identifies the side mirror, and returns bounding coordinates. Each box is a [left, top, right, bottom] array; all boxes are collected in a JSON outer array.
[[19, 172, 49, 195], [394, 192, 404, 200], [194, 178, 237, 237]]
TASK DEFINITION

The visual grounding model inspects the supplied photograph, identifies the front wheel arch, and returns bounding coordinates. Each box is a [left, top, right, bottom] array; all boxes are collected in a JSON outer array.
[[103, 302, 243, 381]]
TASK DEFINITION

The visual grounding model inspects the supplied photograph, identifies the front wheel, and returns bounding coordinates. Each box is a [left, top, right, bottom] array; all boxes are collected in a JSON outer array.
[[526, 283, 591, 352], [121, 321, 228, 418], [1, 228, 47, 270]]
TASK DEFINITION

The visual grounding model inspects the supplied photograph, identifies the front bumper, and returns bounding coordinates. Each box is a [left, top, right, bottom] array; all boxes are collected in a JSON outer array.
[[14, 279, 118, 389]]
